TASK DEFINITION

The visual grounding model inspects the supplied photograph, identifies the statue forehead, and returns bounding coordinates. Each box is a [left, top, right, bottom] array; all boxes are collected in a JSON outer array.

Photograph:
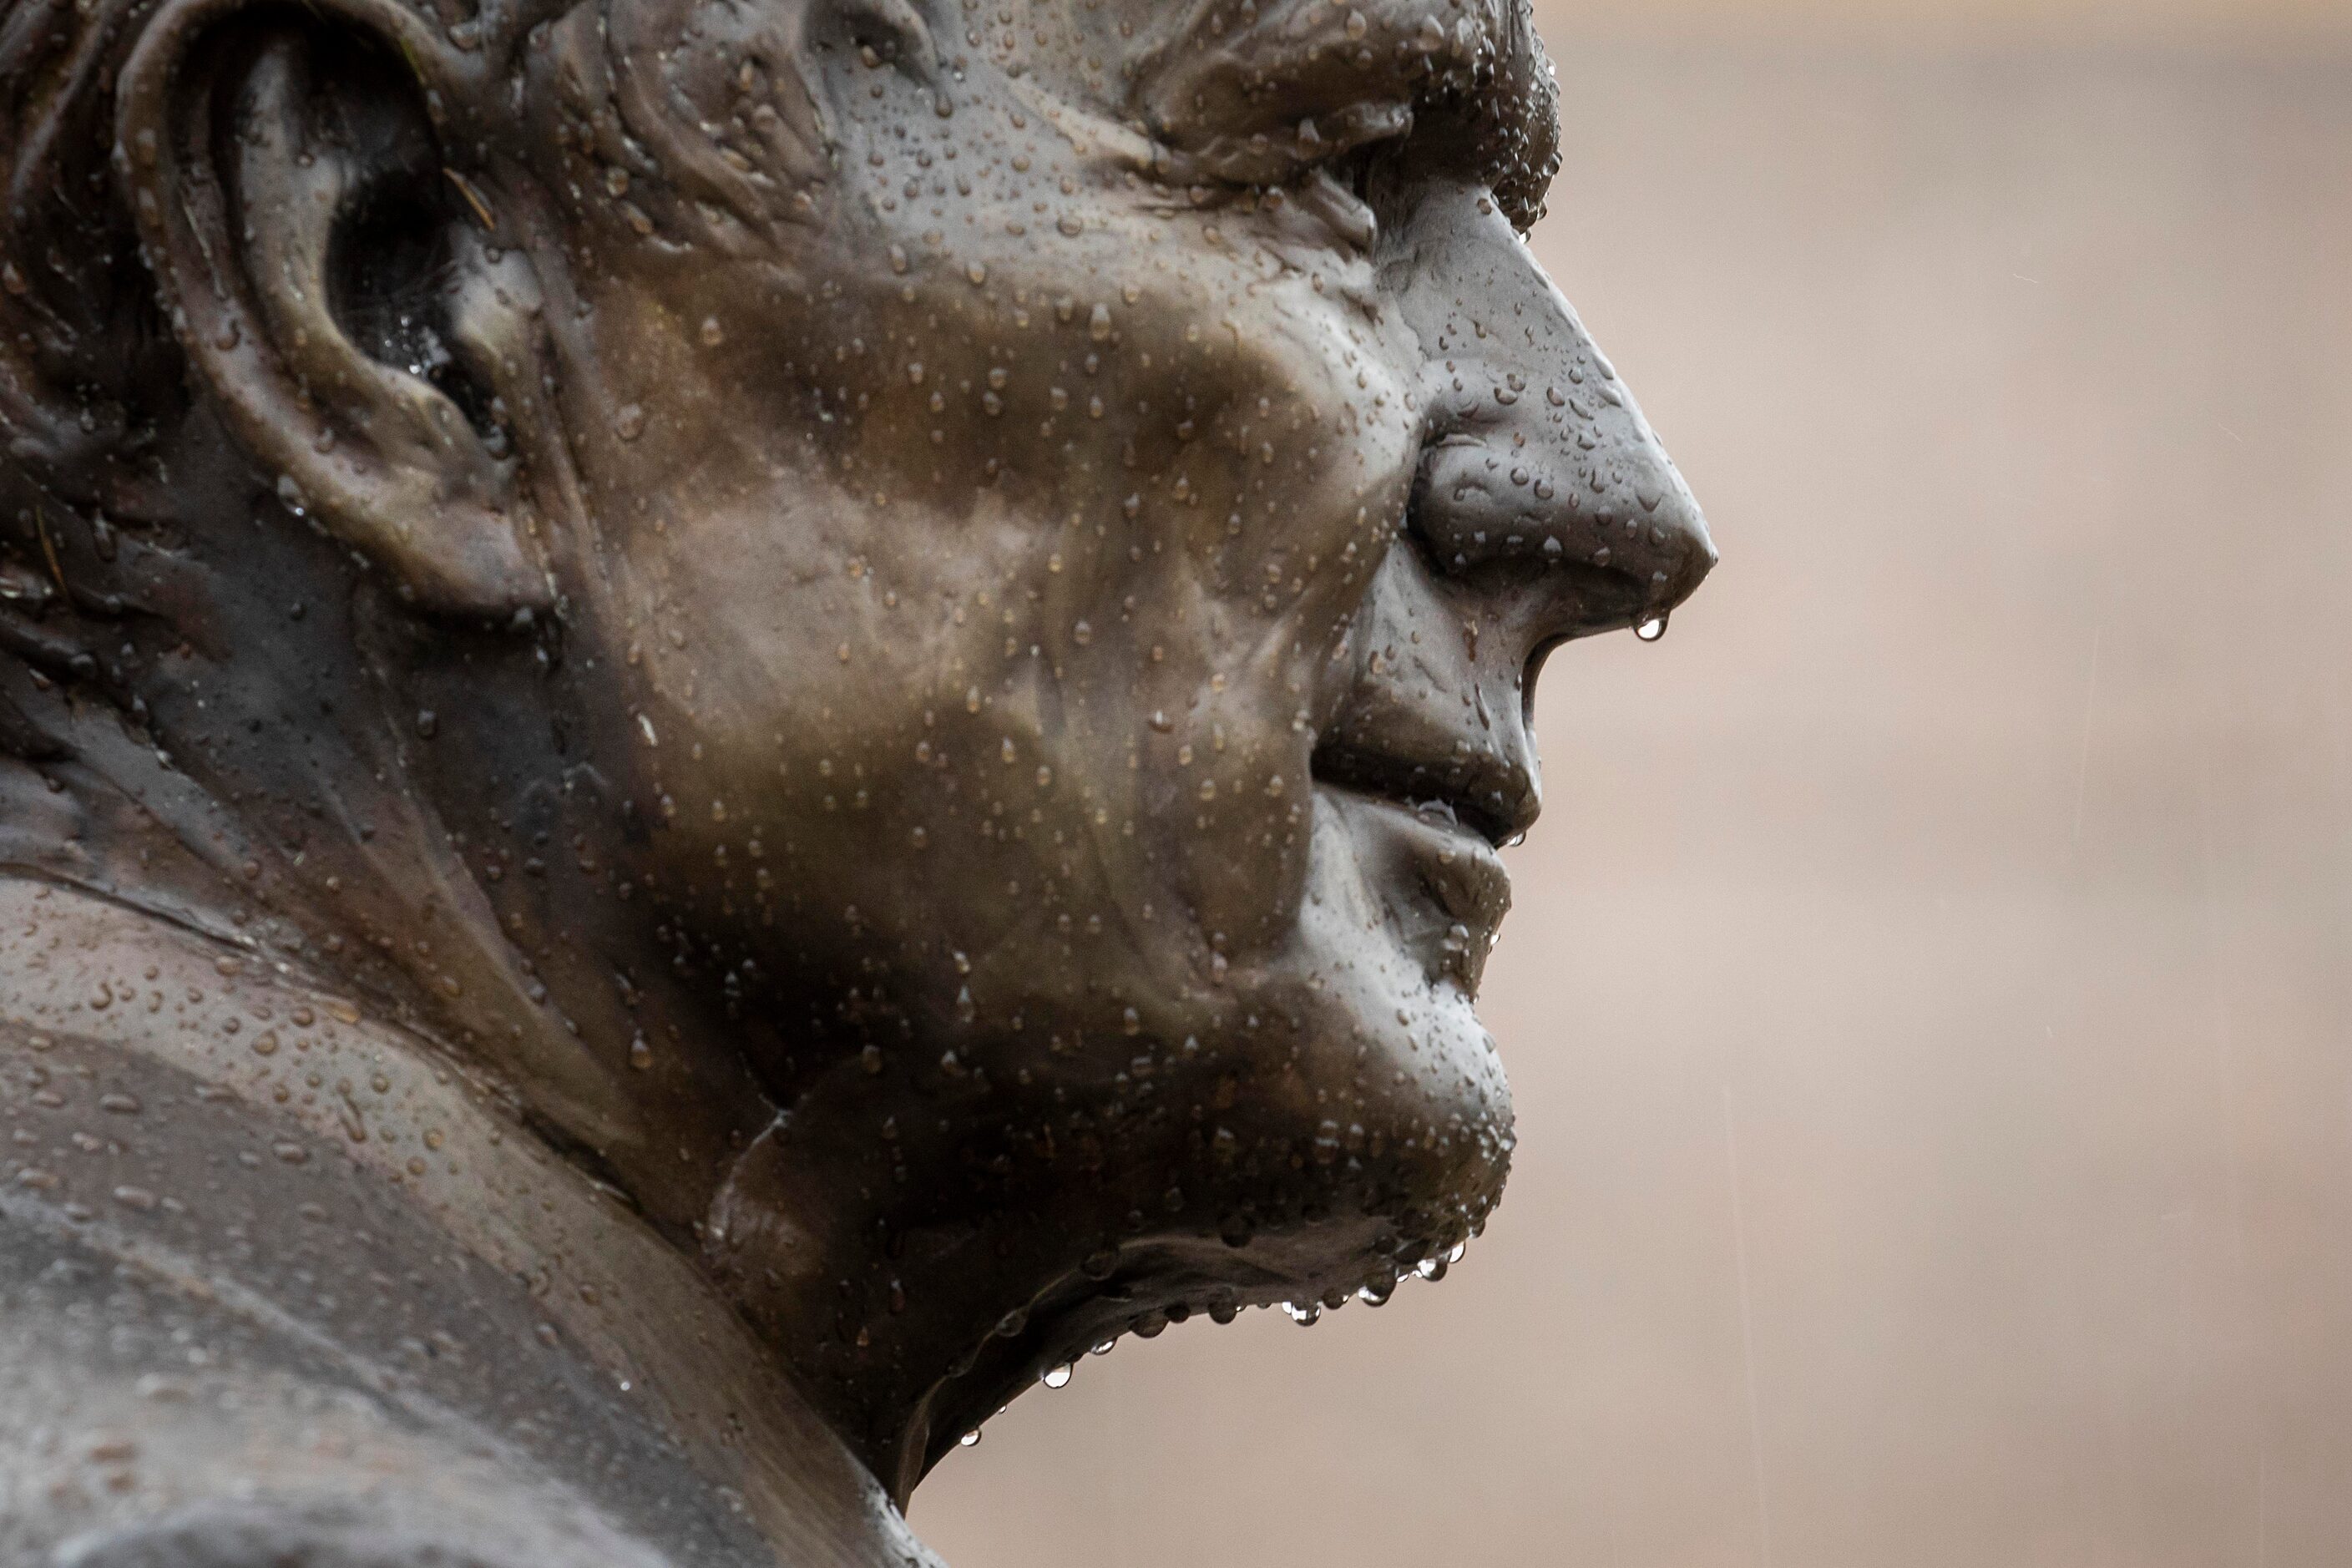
[[526, 0, 1558, 249], [558, 0, 1552, 139], [584, 0, 1539, 53]]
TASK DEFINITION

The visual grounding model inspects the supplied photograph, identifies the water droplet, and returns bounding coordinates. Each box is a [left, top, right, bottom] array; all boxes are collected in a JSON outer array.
[[1636, 615, 1668, 642], [1042, 1363, 1072, 1388]]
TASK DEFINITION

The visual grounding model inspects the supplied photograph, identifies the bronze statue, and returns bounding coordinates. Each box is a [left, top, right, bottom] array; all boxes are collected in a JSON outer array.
[[0, 0, 1712, 1557]]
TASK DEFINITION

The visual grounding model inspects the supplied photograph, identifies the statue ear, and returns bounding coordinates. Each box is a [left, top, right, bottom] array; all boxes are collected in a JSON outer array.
[[118, 0, 549, 616]]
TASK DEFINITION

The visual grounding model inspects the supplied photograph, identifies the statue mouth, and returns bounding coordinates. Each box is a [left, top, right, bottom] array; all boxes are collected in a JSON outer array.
[[1311, 736, 1524, 847], [1308, 741, 1518, 991]]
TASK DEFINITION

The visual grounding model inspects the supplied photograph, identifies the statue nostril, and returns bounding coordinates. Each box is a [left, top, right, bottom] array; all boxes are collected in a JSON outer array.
[[1521, 636, 1565, 731]]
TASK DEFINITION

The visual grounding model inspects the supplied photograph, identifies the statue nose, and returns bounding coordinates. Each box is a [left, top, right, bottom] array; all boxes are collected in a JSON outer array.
[[1412, 351, 1716, 647], [1396, 185, 1715, 650]]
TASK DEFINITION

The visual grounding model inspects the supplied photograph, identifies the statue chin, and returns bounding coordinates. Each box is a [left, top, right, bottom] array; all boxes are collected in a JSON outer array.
[[692, 769, 1520, 1488]]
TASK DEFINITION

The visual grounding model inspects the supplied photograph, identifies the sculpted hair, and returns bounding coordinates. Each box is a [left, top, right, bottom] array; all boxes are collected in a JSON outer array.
[[0, 0, 908, 758]]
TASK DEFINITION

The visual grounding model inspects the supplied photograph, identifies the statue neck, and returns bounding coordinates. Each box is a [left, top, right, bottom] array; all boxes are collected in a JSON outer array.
[[0, 571, 767, 1227]]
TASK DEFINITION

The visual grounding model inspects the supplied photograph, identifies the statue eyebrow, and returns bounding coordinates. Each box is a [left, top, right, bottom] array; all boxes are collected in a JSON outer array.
[[1127, 0, 1559, 215]]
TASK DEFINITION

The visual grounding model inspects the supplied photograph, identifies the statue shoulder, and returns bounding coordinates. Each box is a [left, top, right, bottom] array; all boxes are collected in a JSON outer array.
[[51, 1498, 676, 1567], [0, 1217, 679, 1568], [0, 880, 892, 1568]]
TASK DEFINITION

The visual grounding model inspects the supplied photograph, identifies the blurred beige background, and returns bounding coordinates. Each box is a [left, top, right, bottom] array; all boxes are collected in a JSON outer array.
[[915, 4, 2352, 1565]]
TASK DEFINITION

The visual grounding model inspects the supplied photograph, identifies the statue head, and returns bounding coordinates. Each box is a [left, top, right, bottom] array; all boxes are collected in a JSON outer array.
[[0, 0, 1710, 1500]]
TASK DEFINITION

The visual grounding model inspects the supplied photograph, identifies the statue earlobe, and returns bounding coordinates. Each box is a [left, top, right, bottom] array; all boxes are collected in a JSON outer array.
[[116, 0, 552, 619]]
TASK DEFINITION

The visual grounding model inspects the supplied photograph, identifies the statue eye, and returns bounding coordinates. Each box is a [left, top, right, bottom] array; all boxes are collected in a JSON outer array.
[[1190, 115, 1404, 253], [1287, 164, 1378, 252], [1330, 144, 1386, 206], [1285, 144, 1390, 252]]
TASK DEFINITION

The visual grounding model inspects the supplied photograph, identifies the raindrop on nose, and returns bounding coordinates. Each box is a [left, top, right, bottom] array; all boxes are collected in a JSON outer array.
[[1636, 615, 1669, 644], [1042, 1363, 1073, 1389]]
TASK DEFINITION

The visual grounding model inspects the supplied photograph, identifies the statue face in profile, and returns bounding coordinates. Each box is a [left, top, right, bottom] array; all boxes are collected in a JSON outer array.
[[0, 0, 1711, 1545]]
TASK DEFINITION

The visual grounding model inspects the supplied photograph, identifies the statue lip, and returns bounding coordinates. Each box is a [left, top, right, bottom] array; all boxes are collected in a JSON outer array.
[[1308, 736, 1532, 850], [1311, 772, 1515, 981]]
